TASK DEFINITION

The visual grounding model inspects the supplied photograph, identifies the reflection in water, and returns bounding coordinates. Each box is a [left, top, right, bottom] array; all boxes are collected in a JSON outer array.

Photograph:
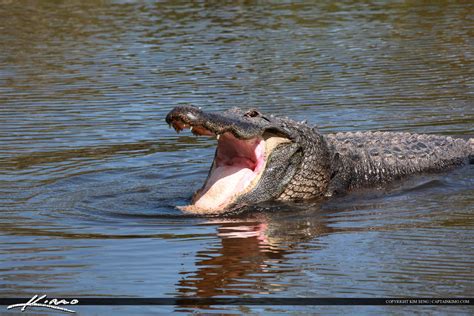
[[0, 1, 473, 314], [177, 211, 334, 298], [178, 221, 290, 297]]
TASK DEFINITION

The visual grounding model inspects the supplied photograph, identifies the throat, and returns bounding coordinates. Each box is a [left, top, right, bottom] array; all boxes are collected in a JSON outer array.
[[192, 133, 265, 211]]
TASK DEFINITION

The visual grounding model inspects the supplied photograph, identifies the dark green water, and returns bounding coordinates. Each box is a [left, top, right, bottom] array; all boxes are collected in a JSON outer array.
[[1, 1, 473, 314]]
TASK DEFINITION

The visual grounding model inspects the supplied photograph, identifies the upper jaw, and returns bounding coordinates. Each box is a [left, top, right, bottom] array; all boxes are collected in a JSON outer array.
[[165, 105, 291, 140]]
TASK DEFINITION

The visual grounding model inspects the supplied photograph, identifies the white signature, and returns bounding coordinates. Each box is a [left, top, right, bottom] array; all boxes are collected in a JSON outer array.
[[7, 294, 78, 313]]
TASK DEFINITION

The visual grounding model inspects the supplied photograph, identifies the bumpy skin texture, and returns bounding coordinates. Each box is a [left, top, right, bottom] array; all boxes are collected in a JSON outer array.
[[324, 132, 472, 196], [167, 106, 473, 210], [279, 128, 472, 200], [277, 123, 332, 200]]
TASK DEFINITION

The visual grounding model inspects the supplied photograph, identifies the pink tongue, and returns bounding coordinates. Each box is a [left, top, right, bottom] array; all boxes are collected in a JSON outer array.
[[194, 166, 254, 210]]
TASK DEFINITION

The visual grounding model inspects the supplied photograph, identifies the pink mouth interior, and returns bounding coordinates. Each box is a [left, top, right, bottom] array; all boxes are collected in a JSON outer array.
[[193, 133, 265, 211]]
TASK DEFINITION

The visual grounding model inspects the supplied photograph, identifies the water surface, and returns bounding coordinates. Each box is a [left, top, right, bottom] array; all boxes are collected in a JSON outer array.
[[1, 1, 473, 314]]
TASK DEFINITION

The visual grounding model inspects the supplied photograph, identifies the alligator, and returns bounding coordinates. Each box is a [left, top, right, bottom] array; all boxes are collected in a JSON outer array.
[[166, 105, 473, 215]]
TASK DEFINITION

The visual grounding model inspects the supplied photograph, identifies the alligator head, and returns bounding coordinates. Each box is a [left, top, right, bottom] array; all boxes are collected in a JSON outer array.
[[166, 105, 332, 215]]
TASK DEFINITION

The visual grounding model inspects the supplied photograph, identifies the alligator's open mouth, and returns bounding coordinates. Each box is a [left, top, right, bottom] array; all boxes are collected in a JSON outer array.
[[189, 132, 266, 213], [166, 108, 289, 214]]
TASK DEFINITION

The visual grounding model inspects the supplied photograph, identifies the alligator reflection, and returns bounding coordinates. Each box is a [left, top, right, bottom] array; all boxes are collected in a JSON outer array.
[[176, 206, 334, 297]]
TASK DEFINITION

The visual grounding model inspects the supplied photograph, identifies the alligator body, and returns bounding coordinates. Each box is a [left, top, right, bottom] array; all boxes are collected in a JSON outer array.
[[166, 106, 473, 214]]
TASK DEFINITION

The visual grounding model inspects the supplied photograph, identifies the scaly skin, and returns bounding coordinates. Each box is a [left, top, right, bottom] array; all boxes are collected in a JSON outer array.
[[282, 131, 472, 199], [167, 106, 473, 212], [327, 132, 472, 194]]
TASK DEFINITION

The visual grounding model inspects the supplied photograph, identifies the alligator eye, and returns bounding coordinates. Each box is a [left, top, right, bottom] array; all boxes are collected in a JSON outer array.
[[244, 110, 260, 118]]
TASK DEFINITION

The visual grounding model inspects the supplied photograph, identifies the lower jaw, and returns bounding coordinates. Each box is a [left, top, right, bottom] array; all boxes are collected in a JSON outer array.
[[178, 167, 266, 215], [177, 201, 238, 215], [195, 165, 254, 208]]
